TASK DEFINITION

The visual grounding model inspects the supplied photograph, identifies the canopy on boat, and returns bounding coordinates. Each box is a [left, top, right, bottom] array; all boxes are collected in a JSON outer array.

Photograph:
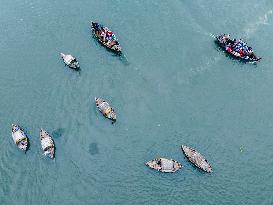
[[41, 137, 53, 150], [160, 159, 174, 171], [63, 55, 74, 64], [102, 107, 112, 115], [13, 131, 26, 144]]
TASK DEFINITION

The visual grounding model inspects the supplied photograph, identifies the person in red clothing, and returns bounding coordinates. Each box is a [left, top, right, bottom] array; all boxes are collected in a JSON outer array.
[[239, 49, 245, 57]]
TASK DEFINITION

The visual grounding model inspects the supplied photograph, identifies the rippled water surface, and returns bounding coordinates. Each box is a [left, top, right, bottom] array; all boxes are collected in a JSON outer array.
[[1, 0, 273, 204]]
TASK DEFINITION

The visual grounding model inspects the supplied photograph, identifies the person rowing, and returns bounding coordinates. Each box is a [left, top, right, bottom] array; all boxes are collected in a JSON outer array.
[[248, 47, 258, 60]]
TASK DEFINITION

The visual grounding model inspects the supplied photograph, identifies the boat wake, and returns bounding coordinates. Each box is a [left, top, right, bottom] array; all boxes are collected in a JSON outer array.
[[119, 53, 130, 66], [244, 9, 273, 37], [209, 33, 217, 39]]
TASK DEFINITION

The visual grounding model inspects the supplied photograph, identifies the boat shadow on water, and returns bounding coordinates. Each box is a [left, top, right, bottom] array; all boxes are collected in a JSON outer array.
[[52, 128, 65, 139], [49, 128, 66, 160], [88, 142, 99, 155]]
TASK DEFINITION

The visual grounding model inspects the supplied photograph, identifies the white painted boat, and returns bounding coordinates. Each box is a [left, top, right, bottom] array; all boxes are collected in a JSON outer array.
[[40, 129, 55, 159], [146, 158, 182, 173], [60, 53, 80, 69], [11, 124, 28, 151]]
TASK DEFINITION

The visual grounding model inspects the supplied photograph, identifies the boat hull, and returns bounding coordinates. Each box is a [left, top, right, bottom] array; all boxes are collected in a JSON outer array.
[[95, 97, 116, 122], [11, 124, 28, 151], [181, 145, 212, 173], [146, 158, 182, 173]]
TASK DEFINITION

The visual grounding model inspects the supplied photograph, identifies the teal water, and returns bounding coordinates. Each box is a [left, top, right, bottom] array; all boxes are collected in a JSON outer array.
[[1, 0, 273, 204]]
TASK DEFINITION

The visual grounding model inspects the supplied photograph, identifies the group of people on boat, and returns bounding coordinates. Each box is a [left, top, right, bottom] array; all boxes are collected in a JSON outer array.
[[221, 34, 258, 60], [92, 22, 119, 48]]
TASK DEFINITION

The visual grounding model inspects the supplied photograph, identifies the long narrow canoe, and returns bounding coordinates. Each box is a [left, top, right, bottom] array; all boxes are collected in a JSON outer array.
[[91, 21, 122, 54], [181, 145, 212, 173]]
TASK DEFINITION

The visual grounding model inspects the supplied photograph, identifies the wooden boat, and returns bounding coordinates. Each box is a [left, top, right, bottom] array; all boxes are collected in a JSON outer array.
[[40, 129, 55, 159], [95, 97, 116, 122], [91, 21, 122, 54], [60, 53, 80, 69], [146, 158, 182, 173], [215, 34, 261, 62], [181, 145, 212, 173], [11, 124, 28, 151]]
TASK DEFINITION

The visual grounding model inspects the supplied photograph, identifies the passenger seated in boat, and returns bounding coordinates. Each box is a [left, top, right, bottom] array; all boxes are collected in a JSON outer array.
[[222, 34, 230, 43], [248, 47, 257, 59], [226, 38, 234, 45], [106, 30, 113, 42], [21, 140, 27, 145], [100, 31, 106, 42], [44, 145, 53, 151], [92, 22, 99, 30], [108, 41, 118, 47], [225, 44, 233, 53], [157, 159, 161, 166], [239, 49, 246, 57]]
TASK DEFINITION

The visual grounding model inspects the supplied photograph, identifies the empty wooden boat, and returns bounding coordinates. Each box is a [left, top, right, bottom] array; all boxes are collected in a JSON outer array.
[[181, 145, 212, 173], [146, 158, 182, 173]]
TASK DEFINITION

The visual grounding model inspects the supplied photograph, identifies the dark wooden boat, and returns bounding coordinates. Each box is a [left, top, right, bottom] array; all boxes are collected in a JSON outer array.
[[91, 21, 122, 54], [181, 145, 212, 173]]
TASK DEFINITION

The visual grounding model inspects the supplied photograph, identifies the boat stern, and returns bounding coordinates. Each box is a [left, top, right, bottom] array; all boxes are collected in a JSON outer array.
[[18, 142, 28, 151], [71, 61, 80, 70], [109, 111, 117, 122], [112, 44, 122, 54]]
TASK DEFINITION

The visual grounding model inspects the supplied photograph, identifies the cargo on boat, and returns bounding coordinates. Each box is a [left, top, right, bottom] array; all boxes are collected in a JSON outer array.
[[145, 158, 182, 173], [181, 145, 212, 173], [95, 97, 116, 122], [40, 129, 55, 159], [91, 21, 122, 54], [11, 124, 28, 151]]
